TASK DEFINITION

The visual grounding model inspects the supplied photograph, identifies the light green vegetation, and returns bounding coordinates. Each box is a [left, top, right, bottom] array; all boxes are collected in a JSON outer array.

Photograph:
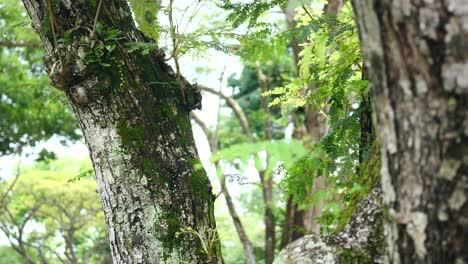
[[0, 0, 80, 156], [0, 158, 108, 264], [1, 0, 384, 263]]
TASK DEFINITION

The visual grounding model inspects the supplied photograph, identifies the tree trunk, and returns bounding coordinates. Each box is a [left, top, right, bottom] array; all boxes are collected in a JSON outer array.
[[280, 196, 304, 249], [258, 65, 276, 264], [191, 112, 256, 264], [260, 170, 276, 264], [275, 188, 384, 263], [353, 1, 467, 262], [21, 0, 222, 263]]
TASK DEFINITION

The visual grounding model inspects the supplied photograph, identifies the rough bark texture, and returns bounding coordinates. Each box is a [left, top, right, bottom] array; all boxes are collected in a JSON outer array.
[[353, 0, 468, 263], [21, 0, 222, 263], [274, 188, 384, 263]]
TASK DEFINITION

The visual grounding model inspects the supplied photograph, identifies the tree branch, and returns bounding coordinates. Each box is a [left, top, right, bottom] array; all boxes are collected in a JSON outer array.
[[198, 85, 252, 137], [189, 112, 257, 264], [190, 112, 217, 152], [0, 156, 22, 207], [274, 188, 384, 263], [0, 40, 40, 48], [90, 0, 104, 39]]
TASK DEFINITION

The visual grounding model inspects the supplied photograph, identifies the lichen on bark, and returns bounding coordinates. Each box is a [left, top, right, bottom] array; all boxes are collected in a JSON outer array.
[[274, 188, 385, 264], [21, 0, 222, 263], [352, 0, 467, 262]]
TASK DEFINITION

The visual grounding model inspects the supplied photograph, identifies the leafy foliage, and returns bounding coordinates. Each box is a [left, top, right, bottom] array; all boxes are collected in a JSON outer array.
[[219, 0, 287, 28], [227, 61, 293, 139], [126, 41, 160, 55], [82, 24, 122, 67], [0, 246, 25, 264], [130, 0, 239, 60], [211, 139, 308, 175], [0, 158, 108, 263], [269, 4, 379, 233], [1, 0, 386, 261], [128, 0, 163, 42], [0, 0, 80, 156]]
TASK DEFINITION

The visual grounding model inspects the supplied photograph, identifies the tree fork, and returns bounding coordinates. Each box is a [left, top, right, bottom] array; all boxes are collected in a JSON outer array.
[[21, 0, 222, 263]]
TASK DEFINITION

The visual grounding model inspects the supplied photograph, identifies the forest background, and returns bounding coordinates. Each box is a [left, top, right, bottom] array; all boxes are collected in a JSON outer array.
[[1, 0, 464, 263]]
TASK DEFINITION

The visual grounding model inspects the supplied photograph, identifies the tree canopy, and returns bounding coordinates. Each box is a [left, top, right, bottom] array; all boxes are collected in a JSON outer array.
[[1, 0, 466, 263]]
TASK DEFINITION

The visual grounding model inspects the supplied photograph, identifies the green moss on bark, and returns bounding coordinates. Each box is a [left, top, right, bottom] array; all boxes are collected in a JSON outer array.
[[335, 142, 381, 232], [189, 159, 213, 202], [338, 248, 371, 263], [116, 121, 145, 146], [78, 0, 98, 8]]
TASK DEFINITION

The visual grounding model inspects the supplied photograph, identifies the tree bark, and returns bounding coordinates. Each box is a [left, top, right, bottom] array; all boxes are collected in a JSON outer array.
[[280, 196, 305, 249], [259, 170, 276, 264], [353, 1, 467, 263], [274, 188, 384, 263], [21, 0, 222, 263]]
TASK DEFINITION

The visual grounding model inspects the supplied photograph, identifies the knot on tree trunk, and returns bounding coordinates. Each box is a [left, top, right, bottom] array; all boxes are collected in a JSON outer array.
[[187, 82, 202, 111], [274, 188, 384, 263]]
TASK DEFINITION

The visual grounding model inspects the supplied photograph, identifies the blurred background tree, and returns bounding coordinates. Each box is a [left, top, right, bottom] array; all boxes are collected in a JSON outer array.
[[0, 0, 80, 157], [0, 159, 109, 264]]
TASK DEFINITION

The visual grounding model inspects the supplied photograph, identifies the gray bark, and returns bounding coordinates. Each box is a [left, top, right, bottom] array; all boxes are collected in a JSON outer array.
[[353, 0, 467, 263], [21, 0, 222, 263], [274, 188, 384, 263]]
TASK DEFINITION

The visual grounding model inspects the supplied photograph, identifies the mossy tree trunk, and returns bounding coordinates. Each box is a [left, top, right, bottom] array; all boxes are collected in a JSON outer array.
[[353, 1, 467, 263], [275, 188, 384, 263], [21, 0, 222, 263]]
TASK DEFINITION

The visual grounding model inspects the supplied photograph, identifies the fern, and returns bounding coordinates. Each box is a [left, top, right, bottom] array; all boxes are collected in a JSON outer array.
[[264, 3, 379, 233], [126, 41, 159, 55], [219, 0, 287, 28]]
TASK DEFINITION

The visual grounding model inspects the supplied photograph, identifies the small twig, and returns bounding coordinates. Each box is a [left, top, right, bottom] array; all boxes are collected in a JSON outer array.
[[215, 190, 223, 199], [44, 0, 67, 73], [0, 155, 22, 208], [354, 61, 365, 76], [302, 4, 315, 21], [0, 40, 40, 48], [168, 0, 186, 104], [91, 0, 104, 39], [45, 0, 58, 52], [181, 0, 208, 36], [213, 67, 226, 144]]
